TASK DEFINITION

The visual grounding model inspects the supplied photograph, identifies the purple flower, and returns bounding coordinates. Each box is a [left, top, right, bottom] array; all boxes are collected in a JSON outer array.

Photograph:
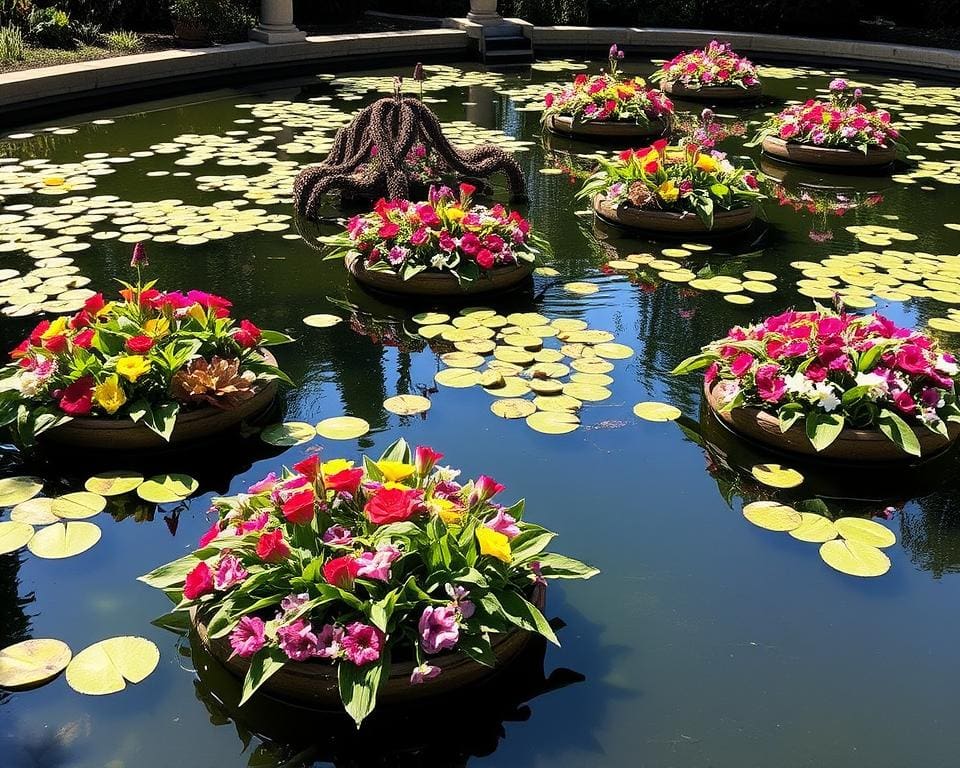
[[316, 623, 344, 659], [445, 583, 475, 619], [530, 561, 547, 587], [410, 662, 441, 685], [229, 616, 265, 659], [322, 524, 354, 546], [277, 619, 321, 661], [829, 78, 848, 92], [280, 592, 310, 616], [419, 605, 459, 655], [341, 622, 384, 666], [356, 543, 401, 581], [484, 509, 520, 539], [130, 242, 148, 268], [413, 62, 425, 82], [213, 553, 248, 591]]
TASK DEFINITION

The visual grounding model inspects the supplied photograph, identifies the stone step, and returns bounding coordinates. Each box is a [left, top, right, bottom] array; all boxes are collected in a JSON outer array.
[[483, 48, 535, 64], [484, 34, 530, 51]]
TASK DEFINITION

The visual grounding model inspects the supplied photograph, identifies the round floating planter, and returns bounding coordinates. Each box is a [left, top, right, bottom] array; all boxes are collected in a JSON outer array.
[[661, 81, 762, 102], [192, 589, 544, 707], [545, 114, 670, 141], [704, 381, 960, 462], [761, 136, 896, 169], [39, 351, 279, 451], [593, 195, 756, 235], [345, 253, 532, 297]]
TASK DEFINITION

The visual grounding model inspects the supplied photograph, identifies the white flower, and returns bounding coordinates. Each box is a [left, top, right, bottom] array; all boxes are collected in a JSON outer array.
[[813, 382, 841, 412], [854, 371, 889, 400], [16, 372, 41, 398], [434, 465, 461, 483], [430, 253, 446, 269], [936, 354, 959, 377], [784, 371, 815, 396], [920, 408, 942, 427]]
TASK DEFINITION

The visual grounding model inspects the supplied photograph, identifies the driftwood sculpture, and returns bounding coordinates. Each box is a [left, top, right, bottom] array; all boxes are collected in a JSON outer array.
[[293, 93, 527, 218]]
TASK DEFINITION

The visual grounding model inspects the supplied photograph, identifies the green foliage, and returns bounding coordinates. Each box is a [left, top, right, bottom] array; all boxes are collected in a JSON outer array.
[[72, 19, 101, 45], [0, 23, 24, 60], [28, 6, 76, 49], [105, 28, 142, 51]]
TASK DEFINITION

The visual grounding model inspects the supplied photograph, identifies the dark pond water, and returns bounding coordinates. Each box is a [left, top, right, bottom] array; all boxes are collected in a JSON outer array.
[[2, 58, 960, 768]]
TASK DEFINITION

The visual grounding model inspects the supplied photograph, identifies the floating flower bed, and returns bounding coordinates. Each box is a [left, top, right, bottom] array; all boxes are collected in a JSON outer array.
[[140, 439, 598, 724], [673, 308, 960, 460], [542, 45, 674, 141], [650, 41, 762, 101], [0, 247, 291, 450], [325, 184, 548, 296], [749, 79, 902, 168], [579, 140, 764, 234]]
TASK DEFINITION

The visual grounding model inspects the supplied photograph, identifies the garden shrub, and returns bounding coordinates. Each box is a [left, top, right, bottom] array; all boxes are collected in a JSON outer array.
[[27, 6, 76, 48], [0, 22, 24, 59]]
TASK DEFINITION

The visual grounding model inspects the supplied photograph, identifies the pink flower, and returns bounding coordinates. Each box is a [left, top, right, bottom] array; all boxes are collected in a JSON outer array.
[[805, 361, 828, 382], [277, 619, 321, 661], [378, 221, 400, 239], [471, 475, 504, 505], [256, 529, 291, 563], [198, 520, 221, 548], [322, 525, 354, 545], [229, 616, 265, 659], [419, 605, 459, 655], [237, 511, 269, 536], [729, 352, 755, 378], [445, 583, 475, 619], [475, 249, 495, 270], [316, 624, 344, 659], [282, 488, 316, 526], [356, 544, 401, 581], [214, 553, 248, 591], [183, 562, 214, 600], [459, 233, 482, 255], [896, 345, 930, 376], [893, 390, 916, 415], [410, 227, 429, 246], [755, 364, 787, 403], [484, 509, 520, 539], [248, 472, 277, 494], [415, 445, 443, 475], [410, 663, 442, 685], [704, 362, 719, 386], [342, 622, 384, 666]]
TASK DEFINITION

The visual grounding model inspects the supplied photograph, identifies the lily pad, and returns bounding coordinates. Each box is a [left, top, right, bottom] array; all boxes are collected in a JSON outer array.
[[27, 521, 101, 559], [751, 464, 804, 489], [742, 501, 802, 531], [0, 639, 72, 689], [303, 314, 342, 328], [0, 476, 43, 507], [435, 368, 481, 388], [440, 351, 485, 368], [834, 517, 896, 548], [633, 401, 681, 422], [137, 474, 199, 504], [52, 492, 106, 520], [593, 342, 634, 360], [788, 513, 839, 543], [0, 521, 35, 555], [84, 470, 144, 497], [261, 422, 317, 447], [10, 498, 58, 526], [526, 410, 580, 434], [819, 539, 891, 577], [412, 312, 450, 325], [384, 394, 431, 415], [65, 636, 160, 696], [562, 383, 611, 402], [563, 282, 599, 296], [315, 416, 370, 440], [571, 357, 614, 374], [490, 399, 537, 419]]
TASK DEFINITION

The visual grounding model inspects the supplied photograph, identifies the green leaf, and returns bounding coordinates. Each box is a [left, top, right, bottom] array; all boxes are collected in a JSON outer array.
[[457, 633, 497, 667], [857, 341, 890, 374], [841, 385, 872, 406], [369, 590, 399, 633], [533, 553, 600, 579], [338, 655, 386, 727], [671, 352, 718, 375], [494, 591, 558, 645], [257, 330, 294, 346], [509, 528, 557, 562], [877, 409, 921, 456], [138, 554, 203, 589], [805, 411, 845, 452], [240, 647, 287, 706], [377, 438, 411, 464], [778, 402, 804, 433]]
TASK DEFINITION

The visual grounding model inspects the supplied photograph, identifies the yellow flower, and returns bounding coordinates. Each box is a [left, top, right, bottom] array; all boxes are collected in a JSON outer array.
[[695, 154, 719, 173], [116, 355, 151, 383], [376, 460, 416, 483], [322, 458, 354, 477], [430, 498, 464, 525], [93, 375, 127, 415], [41, 317, 68, 340], [476, 526, 512, 563], [143, 318, 169, 338], [187, 304, 207, 323], [657, 180, 679, 203], [445, 207, 465, 223], [382, 481, 412, 491]]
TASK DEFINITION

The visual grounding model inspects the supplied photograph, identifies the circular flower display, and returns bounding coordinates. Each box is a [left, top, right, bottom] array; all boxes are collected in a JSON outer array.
[[651, 40, 760, 90]]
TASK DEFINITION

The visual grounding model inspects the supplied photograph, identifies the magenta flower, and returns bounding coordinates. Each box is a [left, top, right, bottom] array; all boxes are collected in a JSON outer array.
[[248, 472, 278, 494], [322, 524, 354, 546], [213, 553, 248, 591], [280, 592, 310, 616], [445, 583, 475, 619], [470, 474, 504, 505], [229, 616, 266, 659], [130, 242, 148, 268], [410, 662, 441, 685], [484, 509, 520, 539], [415, 445, 444, 475], [316, 624, 344, 659], [342, 622, 384, 666], [419, 605, 459, 655], [277, 619, 321, 661], [356, 543, 401, 581]]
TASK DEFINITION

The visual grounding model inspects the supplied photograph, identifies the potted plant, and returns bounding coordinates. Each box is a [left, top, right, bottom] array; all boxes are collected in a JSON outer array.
[[578, 140, 764, 234], [650, 41, 762, 101], [748, 79, 903, 168], [171, 0, 216, 47], [324, 184, 548, 296], [673, 306, 960, 460], [542, 44, 674, 141], [0, 245, 292, 450], [140, 438, 598, 725]]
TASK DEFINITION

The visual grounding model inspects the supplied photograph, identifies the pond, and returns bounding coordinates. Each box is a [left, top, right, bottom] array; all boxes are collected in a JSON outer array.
[[2, 57, 960, 768]]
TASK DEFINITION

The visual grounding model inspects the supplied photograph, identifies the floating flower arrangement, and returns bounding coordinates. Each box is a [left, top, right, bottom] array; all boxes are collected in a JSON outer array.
[[650, 41, 762, 98], [325, 184, 548, 295], [579, 140, 764, 232], [140, 439, 598, 725], [0, 246, 291, 448], [750, 79, 903, 167], [673, 307, 960, 458], [542, 45, 674, 139]]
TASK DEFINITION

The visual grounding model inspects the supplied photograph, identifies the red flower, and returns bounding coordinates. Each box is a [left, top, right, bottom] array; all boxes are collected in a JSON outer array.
[[198, 521, 221, 548], [618, 149, 634, 163], [10, 339, 30, 360], [256, 529, 291, 563], [323, 555, 361, 590], [325, 468, 364, 495], [72, 329, 95, 349], [29, 320, 50, 346], [69, 310, 92, 329], [364, 487, 424, 525], [574, 73, 588, 87], [59, 376, 94, 415], [183, 562, 214, 600], [459, 233, 482, 255], [84, 293, 106, 314], [893, 390, 916, 415], [187, 290, 232, 317], [378, 221, 400, 239], [459, 182, 477, 199], [119, 287, 161, 306], [282, 489, 316, 526], [896, 345, 930, 377], [651, 138, 669, 153], [415, 445, 443, 475], [643, 160, 660, 174], [293, 455, 321, 482], [233, 319, 262, 349], [42, 334, 68, 354], [126, 335, 154, 354], [476, 249, 495, 270]]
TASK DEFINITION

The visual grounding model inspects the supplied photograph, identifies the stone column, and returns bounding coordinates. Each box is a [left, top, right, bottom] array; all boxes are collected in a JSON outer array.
[[467, 0, 502, 24], [250, 0, 306, 44]]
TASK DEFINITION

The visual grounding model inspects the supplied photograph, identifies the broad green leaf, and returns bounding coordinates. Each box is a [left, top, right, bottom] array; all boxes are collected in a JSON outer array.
[[819, 539, 891, 578], [240, 646, 288, 706], [28, 521, 101, 559], [532, 553, 600, 579], [805, 411, 845, 452], [0, 521, 35, 555], [877, 409, 921, 456], [835, 517, 896, 548], [496, 591, 558, 645], [338, 654, 386, 726]]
